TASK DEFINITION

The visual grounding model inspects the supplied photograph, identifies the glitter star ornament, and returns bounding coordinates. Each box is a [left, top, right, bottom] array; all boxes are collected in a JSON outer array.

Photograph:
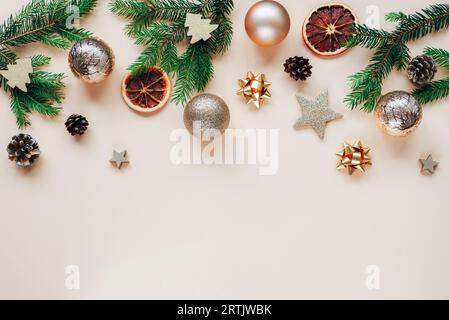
[[0, 58, 33, 92], [294, 90, 343, 140], [419, 154, 438, 175], [336, 141, 372, 175], [237, 72, 271, 109], [185, 13, 218, 44], [110, 150, 129, 169]]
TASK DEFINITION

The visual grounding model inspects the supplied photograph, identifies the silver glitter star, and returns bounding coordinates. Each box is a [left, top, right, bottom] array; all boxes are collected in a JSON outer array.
[[419, 154, 438, 175], [293, 90, 343, 140], [110, 150, 129, 169]]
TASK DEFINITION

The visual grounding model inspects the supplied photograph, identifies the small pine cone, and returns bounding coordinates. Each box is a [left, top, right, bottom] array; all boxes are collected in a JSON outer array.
[[7, 134, 41, 168], [407, 55, 437, 87], [284, 56, 313, 81], [65, 114, 89, 136]]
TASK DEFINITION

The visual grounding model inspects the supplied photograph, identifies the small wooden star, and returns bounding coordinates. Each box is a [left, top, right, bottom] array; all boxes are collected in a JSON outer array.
[[110, 150, 129, 169], [419, 154, 438, 175], [294, 90, 343, 140], [185, 13, 218, 44], [0, 58, 33, 92]]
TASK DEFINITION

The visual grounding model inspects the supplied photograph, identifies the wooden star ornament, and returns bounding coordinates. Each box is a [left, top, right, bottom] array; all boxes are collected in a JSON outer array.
[[0, 58, 33, 92], [336, 141, 372, 175], [185, 13, 218, 44], [237, 72, 271, 109], [419, 154, 438, 175], [110, 150, 129, 169]]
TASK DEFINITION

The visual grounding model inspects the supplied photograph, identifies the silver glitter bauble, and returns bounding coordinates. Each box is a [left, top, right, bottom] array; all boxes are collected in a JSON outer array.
[[184, 94, 230, 140], [68, 37, 115, 83], [374, 91, 423, 137]]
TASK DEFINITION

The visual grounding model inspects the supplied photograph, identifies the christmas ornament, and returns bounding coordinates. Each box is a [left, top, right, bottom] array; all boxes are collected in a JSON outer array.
[[294, 90, 343, 140], [245, 0, 290, 47], [122, 67, 171, 113], [184, 94, 230, 140], [413, 47, 449, 104], [407, 55, 437, 87], [7, 134, 41, 168], [345, 4, 449, 111], [110, 150, 129, 169], [419, 154, 439, 175], [303, 3, 356, 57], [111, 0, 233, 105], [284, 56, 312, 81], [237, 72, 271, 109], [185, 13, 218, 44], [0, 58, 33, 92], [336, 141, 372, 175], [0, 0, 97, 128], [374, 91, 423, 137], [65, 114, 89, 136], [68, 37, 115, 83]]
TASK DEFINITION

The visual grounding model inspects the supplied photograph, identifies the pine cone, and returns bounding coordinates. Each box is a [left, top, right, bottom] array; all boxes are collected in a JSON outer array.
[[7, 134, 41, 167], [284, 56, 313, 81], [65, 114, 89, 136], [407, 55, 437, 87]]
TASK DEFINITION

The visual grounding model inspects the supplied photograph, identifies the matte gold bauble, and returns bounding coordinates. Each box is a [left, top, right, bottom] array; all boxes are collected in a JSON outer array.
[[245, 0, 291, 47], [374, 91, 423, 137]]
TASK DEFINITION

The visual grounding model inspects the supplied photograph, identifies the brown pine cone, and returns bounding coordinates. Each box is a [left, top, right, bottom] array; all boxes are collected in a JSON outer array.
[[284, 56, 313, 81]]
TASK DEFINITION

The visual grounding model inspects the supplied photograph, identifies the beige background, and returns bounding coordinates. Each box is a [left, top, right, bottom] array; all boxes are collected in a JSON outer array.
[[1, 0, 449, 299]]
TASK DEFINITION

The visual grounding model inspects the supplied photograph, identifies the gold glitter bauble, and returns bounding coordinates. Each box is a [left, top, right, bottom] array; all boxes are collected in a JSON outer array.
[[374, 91, 422, 137], [68, 37, 115, 83], [184, 94, 230, 140], [245, 0, 291, 47]]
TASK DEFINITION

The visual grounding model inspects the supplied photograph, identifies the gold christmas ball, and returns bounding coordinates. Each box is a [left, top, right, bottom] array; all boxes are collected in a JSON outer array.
[[245, 0, 291, 47], [68, 37, 115, 83], [374, 91, 423, 137], [184, 94, 230, 141]]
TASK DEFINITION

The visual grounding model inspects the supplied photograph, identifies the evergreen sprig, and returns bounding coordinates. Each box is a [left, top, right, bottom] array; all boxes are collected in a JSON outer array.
[[345, 4, 449, 112], [0, 0, 97, 128], [110, 0, 234, 105], [412, 47, 449, 104]]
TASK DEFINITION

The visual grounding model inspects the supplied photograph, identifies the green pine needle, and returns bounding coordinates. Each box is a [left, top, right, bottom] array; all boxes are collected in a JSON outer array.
[[0, 0, 97, 128], [345, 4, 449, 112], [413, 78, 449, 104], [424, 47, 449, 70], [111, 0, 234, 105]]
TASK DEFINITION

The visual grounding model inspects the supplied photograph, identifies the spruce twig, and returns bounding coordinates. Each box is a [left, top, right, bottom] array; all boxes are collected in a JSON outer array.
[[345, 4, 449, 112], [110, 0, 234, 105], [0, 0, 97, 128]]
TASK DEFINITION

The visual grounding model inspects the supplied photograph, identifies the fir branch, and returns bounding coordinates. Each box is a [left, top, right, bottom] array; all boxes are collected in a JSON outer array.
[[172, 43, 213, 105], [345, 4, 449, 112], [424, 47, 449, 70], [112, 0, 233, 105], [413, 78, 449, 104], [345, 24, 392, 49], [385, 12, 408, 23], [0, 0, 97, 128]]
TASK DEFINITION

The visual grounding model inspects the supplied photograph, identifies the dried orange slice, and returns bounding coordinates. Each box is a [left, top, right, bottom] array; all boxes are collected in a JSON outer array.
[[302, 3, 357, 57], [122, 67, 171, 113]]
